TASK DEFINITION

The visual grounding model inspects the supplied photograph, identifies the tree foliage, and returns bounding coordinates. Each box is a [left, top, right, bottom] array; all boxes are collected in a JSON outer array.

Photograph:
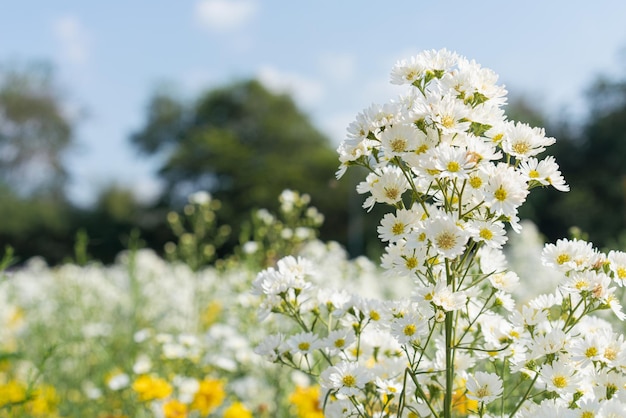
[[0, 62, 74, 196], [132, 79, 353, 250]]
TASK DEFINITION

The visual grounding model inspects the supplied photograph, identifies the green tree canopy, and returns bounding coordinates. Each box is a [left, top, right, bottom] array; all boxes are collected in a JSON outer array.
[[0, 62, 74, 196], [132, 79, 352, 249]]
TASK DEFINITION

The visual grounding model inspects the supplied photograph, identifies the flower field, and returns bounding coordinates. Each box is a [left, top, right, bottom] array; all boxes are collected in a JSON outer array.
[[4, 48, 626, 418]]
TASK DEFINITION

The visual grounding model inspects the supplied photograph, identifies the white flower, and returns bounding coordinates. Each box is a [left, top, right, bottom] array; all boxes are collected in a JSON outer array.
[[483, 163, 529, 218], [541, 239, 600, 273], [322, 330, 356, 355], [540, 360, 580, 395], [530, 328, 567, 358], [321, 361, 371, 398], [423, 280, 467, 312], [379, 123, 422, 157], [254, 333, 284, 362], [501, 121, 555, 160], [430, 143, 475, 180], [469, 219, 508, 249], [356, 166, 410, 211], [608, 250, 626, 285], [425, 215, 469, 259], [380, 239, 428, 277], [519, 156, 569, 192], [377, 207, 423, 243], [287, 332, 322, 356], [107, 372, 130, 391], [465, 371, 503, 404], [390, 311, 428, 345]]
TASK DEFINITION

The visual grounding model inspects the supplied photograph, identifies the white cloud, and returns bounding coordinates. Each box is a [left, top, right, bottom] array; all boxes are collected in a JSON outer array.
[[195, 0, 258, 32], [257, 66, 325, 109], [53, 15, 90, 66]]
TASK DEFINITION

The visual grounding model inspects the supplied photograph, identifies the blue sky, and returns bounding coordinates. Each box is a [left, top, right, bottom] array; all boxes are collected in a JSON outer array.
[[2, 1, 626, 206]]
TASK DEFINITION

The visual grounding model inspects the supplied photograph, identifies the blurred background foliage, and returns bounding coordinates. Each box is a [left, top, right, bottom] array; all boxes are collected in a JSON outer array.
[[1, 59, 626, 266]]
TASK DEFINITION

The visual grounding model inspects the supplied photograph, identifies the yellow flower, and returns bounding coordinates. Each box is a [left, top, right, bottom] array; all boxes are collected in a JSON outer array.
[[190, 378, 225, 415], [163, 399, 188, 418], [28, 384, 59, 416], [289, 386, 324, 418], [132, 375, 172, 401], [452, 387, 478, 415], [223, 401, 253, 418], [0, 380, 26, 407]]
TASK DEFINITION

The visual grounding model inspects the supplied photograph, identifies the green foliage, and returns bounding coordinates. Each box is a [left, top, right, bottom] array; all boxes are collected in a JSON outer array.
[[0, 61, 75, 196], [519, 75, 626, 249], [132, 79, 352, 251], [163, 192, 230, 271]]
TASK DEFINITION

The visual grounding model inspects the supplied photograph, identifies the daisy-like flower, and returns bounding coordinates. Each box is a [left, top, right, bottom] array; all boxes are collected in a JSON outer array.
[[540, 361, 581, 395], [356, 166, 410, 211], [529, 328, 567, 359], [390, 311, 428, 346], [541, 239, 601, 273], [322, 330, 356, 355], [254, 333, 284, 362], [431, 143, 475, 181], [599, 398, 626, 418], [380, 239, 428, 277], [287, 332, 322, 356], [469, 219, 508, 249], [488, 271, 521, 293], [375, 377, 403, 396], [378, 123, 422, 158], [501, 121, 556, 160], [518, 156, 569, 192], [425, 214, 470, 259], [429, 93, 472, 135], [321, 361, 371, 398], [377, 207, 423, 243], [607, 250, 626, 286], [424, 280, 467, 312], [465, 371, 503, 404], [483, 163, 529, 218], [390, 55, 426, 85]]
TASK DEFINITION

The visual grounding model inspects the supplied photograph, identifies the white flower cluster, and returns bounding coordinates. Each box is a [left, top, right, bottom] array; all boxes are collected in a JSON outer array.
[[253, 49, 626, 418]]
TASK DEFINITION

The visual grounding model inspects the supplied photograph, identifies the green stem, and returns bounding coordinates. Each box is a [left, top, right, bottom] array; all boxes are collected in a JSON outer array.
[[444, 310, 453, 418]]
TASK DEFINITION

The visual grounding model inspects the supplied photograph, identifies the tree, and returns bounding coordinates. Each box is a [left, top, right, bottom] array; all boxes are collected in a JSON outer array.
[[132, 80, 353, 251], [0, 62, 74, 196], [513, 75, 626, 249]]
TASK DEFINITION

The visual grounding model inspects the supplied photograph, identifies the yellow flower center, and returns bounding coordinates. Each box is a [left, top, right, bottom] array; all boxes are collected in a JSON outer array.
[[441, 115, 455, 128], [447, 161, 460, 172], [298, 342, 310, 351], [390, 138, 407, 153], [616, 266, 626, 279], [392, 222, 405, 235], [585, 346, 598, 358], [494, 186, 507, 201], [605, 348, 617, 361], [405, 256, 418, 270], [385, 187, 400, 201], [435, 232, 456, 250], [512, 141, 530, 155], [479, 228, 493, 240], [528, 170, 540, 178], [469, 175, 483, 189], [334, 339, 346, 348], [403, 324, 416, 336], [342, 375, 357, 387], [369, 310, 381, 321], [556, 254, 571, 265], [475, 386, 490, 398], [552, 376, 567, 389]]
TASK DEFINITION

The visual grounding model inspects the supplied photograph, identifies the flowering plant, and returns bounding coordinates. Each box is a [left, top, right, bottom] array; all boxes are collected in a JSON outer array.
[[253, 49, 626, 417]]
